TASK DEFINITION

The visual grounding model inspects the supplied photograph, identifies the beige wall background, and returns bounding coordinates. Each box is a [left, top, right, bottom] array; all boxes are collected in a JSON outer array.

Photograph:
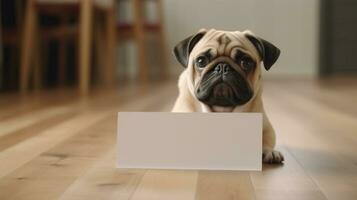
[[163, 0, 320, 77]]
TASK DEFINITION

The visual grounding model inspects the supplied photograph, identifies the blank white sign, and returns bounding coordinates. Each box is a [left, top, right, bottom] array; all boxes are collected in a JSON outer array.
[[117, 112, 262, 171]]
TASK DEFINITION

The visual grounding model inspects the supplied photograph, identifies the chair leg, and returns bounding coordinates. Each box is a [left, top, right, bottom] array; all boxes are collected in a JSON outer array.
[[157, 31, 168, 80], [58, 17, 69, 86], [33, 50, 42, 90], [33, 24, 42, 90], [0, 18, 3, 90], [94, 16, 107, 84], [58, 39, 67, 86], [133, 0, 148, 83], [103, 6, 117, 86], [79, 0, 93, 95], [20, 0, 36, 93], [156, 0, 168, 80]]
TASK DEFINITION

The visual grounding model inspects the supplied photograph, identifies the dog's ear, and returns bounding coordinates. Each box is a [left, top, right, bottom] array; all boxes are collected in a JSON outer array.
[[173, 30, 207, 68], [245, 34, 280, 71]]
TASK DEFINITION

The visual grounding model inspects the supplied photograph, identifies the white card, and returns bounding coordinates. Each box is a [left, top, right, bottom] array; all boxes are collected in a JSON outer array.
[[117, 112, 262, 171]]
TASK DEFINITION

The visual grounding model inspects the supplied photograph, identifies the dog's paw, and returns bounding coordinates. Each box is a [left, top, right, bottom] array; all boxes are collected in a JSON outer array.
[[263, 149, 284, 164]]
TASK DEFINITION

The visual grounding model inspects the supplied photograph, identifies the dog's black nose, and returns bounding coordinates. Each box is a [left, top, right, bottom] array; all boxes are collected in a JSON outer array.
[[214, 63, 231, 74]]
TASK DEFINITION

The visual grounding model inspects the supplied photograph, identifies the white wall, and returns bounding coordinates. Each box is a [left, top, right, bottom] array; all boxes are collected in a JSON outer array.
[[163, 0, 320, 77]]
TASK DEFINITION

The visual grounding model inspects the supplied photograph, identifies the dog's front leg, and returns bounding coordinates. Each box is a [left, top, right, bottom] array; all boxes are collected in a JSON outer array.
[[262, 112, 284, 164]]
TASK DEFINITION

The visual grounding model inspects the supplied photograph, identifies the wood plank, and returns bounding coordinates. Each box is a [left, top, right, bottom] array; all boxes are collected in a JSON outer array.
[[0, 110, 113, 179], [0, 115, 117, 200], [0, 111, 77, 151], [282, 81, 357, 115], [0, 78, 356, 199], [0, 105, 80, 138], [196, 171, 256, 200], [130, 170, 198, 200], [270, 83, 357, 158], [58, 148, 146, 200], [0, 84, 176, 200], [250, 147, 327, 200], [0, 90, 78, 121], [262, 84, 357, 200], [58, 101, 176, 200], [0, 85, 136, 136]]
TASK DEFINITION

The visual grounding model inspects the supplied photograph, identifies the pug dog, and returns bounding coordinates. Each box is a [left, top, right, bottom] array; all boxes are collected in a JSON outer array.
[[172, 29, 283, 164]]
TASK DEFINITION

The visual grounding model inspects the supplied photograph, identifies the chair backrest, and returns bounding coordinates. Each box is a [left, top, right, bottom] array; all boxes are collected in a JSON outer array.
[[36, 0, 114, 8]]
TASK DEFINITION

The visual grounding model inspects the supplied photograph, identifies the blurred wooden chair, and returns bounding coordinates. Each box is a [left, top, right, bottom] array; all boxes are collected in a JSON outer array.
[[20, 0, 116, 95], [117, 0, 167, 82], [1, 0, 25, 90]]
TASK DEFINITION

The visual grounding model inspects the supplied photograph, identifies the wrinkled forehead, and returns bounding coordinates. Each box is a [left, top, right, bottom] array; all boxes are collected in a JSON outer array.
[[191, 29, 259, 59]]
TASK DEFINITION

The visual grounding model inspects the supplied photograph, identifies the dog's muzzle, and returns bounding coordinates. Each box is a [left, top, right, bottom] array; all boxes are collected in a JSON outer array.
[[195, 62, 253, 107]]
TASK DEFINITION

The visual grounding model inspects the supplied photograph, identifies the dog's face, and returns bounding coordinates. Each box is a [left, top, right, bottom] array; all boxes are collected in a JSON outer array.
[[174, 29, 280, 108]]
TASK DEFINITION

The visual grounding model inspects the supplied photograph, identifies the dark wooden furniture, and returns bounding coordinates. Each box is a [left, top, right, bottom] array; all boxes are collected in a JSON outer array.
[[117, 0, 167, 82], [20, 0, 116, 95], [320, 0, 357, 75]]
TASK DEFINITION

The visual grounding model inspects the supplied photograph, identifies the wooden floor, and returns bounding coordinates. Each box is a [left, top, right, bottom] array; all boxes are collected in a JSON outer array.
[[0, 77, 356, 200]]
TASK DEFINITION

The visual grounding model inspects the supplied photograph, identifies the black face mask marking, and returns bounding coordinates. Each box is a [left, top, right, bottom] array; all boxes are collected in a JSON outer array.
[[195, 62, 253, 107]]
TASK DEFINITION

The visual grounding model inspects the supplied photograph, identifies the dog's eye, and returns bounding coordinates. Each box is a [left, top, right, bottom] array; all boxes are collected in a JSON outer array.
[[240, 56, 255, 71], [195, 56, 209, 68]]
